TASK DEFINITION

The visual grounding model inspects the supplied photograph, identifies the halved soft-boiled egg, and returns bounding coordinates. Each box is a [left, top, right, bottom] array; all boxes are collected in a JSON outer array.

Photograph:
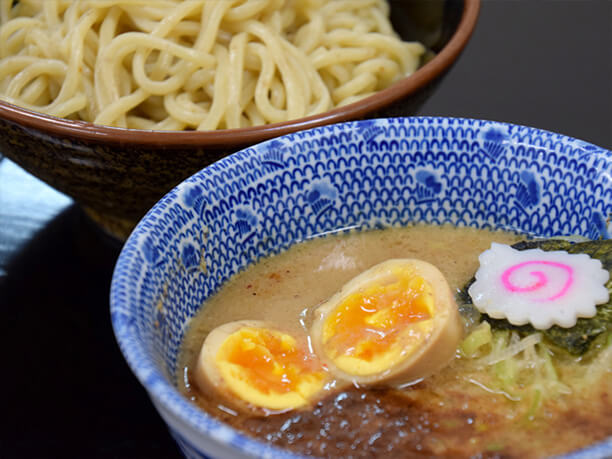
[[194, 320, 328, 412], [310, 259, 462, 386]]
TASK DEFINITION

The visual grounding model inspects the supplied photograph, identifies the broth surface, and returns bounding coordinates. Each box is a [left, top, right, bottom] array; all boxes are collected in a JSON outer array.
[[178, 225, 612, 458]]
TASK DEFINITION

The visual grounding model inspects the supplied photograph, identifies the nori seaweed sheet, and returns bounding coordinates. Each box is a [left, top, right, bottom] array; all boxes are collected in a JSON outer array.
[[459, 239, 612, 355]]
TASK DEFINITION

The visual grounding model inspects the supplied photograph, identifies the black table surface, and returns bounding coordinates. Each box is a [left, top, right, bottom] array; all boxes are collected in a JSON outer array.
[[1, 1, 611, 457]]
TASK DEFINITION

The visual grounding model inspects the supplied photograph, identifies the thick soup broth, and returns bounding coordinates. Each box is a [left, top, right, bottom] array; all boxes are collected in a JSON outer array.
[[178, 225, 612, 458]]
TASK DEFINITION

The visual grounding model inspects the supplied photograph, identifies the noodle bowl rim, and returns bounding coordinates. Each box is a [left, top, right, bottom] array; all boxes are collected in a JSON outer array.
[[0, 0, 479, 147]]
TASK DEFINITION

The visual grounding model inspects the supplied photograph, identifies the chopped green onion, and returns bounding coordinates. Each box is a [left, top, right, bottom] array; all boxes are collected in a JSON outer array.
[[460, 321, 492, 357]]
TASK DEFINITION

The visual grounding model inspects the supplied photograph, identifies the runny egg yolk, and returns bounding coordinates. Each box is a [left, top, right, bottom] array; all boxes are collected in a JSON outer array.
[[203, 324, 327, 411], [322, 268, 435, 376]]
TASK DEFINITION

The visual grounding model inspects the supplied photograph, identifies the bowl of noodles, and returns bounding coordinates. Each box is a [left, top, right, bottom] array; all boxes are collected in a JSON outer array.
[[0, 0, 479, 239], [110, 116, 612, 458]]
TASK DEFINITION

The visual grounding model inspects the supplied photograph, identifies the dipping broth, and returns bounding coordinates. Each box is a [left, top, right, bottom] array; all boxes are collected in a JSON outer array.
[[177, 225, 612, 458]]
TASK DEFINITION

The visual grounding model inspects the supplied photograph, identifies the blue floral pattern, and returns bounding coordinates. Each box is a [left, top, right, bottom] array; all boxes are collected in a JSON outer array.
[[110, 117, 612, 459], [415, 169, 442, 203], [183, 185, 207, 219], [261, 139, 288, 170], [515, 170, 541, 214], [479, 125, 509, 161]]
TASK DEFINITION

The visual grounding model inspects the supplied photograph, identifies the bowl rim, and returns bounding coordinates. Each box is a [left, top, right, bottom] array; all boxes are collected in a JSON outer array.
[[0, 0, 480, 147], [110, 116, 612, 459]]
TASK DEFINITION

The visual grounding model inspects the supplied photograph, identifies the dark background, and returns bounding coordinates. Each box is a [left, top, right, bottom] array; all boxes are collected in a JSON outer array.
[[421, 0, 611, 149], [1, 1, 610, 457]]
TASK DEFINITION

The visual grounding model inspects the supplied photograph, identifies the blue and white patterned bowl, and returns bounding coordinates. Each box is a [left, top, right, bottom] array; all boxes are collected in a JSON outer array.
[[110, 117, 612, 459]]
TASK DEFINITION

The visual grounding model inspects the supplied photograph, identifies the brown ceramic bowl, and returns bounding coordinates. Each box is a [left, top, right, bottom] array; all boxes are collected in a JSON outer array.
[[0, 0, 479, 239]]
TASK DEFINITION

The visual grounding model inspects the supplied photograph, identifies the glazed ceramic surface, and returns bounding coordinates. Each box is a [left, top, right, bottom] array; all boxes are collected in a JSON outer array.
[[111, 117, 612, 459]]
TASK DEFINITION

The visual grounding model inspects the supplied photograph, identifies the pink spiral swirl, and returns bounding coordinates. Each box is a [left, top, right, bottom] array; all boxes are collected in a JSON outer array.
[[501, 261, 573, 302]]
